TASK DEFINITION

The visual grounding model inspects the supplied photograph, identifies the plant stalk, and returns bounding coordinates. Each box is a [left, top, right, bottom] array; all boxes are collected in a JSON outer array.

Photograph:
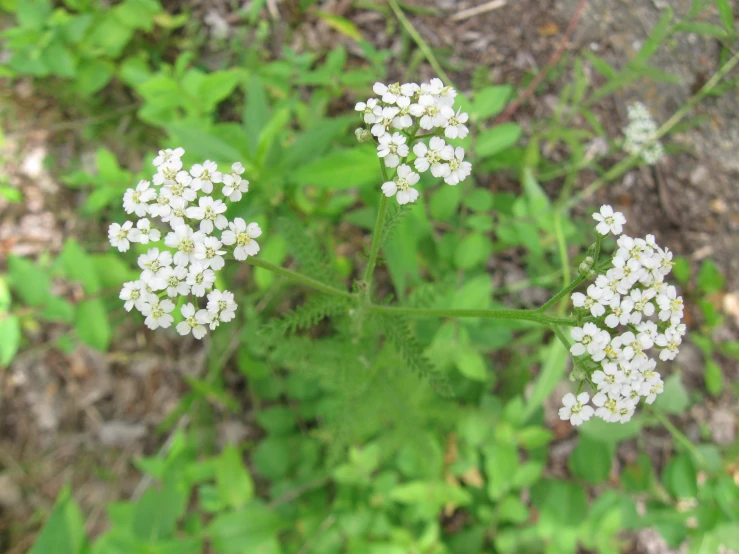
[[245, 257, 354, 299], [367, 304, 577, 326]]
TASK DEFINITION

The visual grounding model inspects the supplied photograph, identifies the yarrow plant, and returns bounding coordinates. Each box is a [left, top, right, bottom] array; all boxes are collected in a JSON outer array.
[[623, 101, 664, 166], [559, 205, 684, 426], [110, 148, 259, 339], [355, 78, 472, 205], [108, 81, 687, 431]]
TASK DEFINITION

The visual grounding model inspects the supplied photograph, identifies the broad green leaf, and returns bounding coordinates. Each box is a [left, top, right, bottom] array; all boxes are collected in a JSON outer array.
[[61, 239, 100, 294], [579, 416, 643, 444], [429, 184, 462, 221], [654, 373, 690, 414], [568, 435, 613, 484], [314, 11, 363, 41], [281, 117, 352, 169], [74, 58, 115, 96], [244, 77, 270, 156], [471, 85, 513, 120], [18, 0, 53, 29], [199, 70, 243, 113], [216, 445, 254, 509], [512, 461, 544, 488], [390, 480, 471, 506], [697, 259, 725, 293], [484, 442, 518, 500], [0, 315, 21, 367], [530, 479, 587, 527], [521, 168, 550, 215], [455, 349, 488, 381], [8, 255, 51, 307], [451, 274, 492, 310], [29, 486, 87, 554], [168, 124, 246, 164], [662, 454, 698, 499], [132, 479, 187, 541], [207, 502, 284, 554], [497, 495, 529, 524], [293, 147, 381, 190], [461, 188, 493, 212], [75, 299, 111, 351], [522, 340, 567, 421], [476, 123, 521, 157], [453, 233, 492, 269]]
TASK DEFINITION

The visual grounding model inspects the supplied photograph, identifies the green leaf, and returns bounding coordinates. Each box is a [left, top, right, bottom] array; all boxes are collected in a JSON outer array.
[[18, 0, 53, 29], [579, 416, 643, 444], [314, 11, 363, 41], [293, 147, 381, 190], [568, 435, 613, 484], [484, 442, 518, 500], [716, 0, 735, 35], [675, 21, 728, 37], [530, 479, 587, 527], [453, 233, 492, 269], [471, 85, 513, 120], [516, 426, 553, 449], [8, 255, 51, 307], [133, 479, 187, 541], [697, 259, 725, 293], [199, 70, 244, 113], [662, 454, 698, 499], [654, 373, 690, 414], [430, 184, 462, 221], [512, 461, 544, 488], [390, 480, 471, 506], [522, 340, 567, 421], [61, 239, 100, 294], [461, 188, 493, 212], [454, 349, 488, 381], [244, 77, 270, 156], [168, 124, 246, 164], [672, 256, 691, 284], [216, 445, 254, 509], [29, 486, 87, 554], [521, 168, 550, 215], [476, 123, 522, 157], [497, 495, 529, 524], [0, 315, 21, 368], [631, 7, 673, 66], [704, 358, 724, 396], [75, 299, 111, 351], [281, 117, 352, 169], [42, 43, 77, 78], [451, 274, 492, 310], [207, 503, 284, 554], [73, 58, 115, 96]]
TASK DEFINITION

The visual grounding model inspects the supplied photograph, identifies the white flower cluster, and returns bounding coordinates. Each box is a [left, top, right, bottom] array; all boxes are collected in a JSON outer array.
[[109, 147, 260, 339], [559, 205, 685, 426], [355, 78, 472, 205], [623, 101, 664, 165]]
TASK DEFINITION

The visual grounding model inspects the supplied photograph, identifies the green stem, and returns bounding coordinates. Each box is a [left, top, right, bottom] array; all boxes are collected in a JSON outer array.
[[363, 193, 389, 287], [386, 0, 454, 87], [245, 257, 354, 299], [650, 409, 704, 467], [537, 274, 587, 313], [367, 304, 577, 326], [565, 49, 739, 209]]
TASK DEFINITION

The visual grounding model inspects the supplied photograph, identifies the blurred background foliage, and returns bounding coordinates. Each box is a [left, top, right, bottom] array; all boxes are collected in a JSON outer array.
[[0, 0, 738, 553]]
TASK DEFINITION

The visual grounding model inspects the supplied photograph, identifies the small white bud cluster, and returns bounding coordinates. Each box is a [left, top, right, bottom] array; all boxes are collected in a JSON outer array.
[[109, 147, 261, 339], [355, 78, 472, 205], [623, 101, 664, 165], [559, 205, 685, 426]]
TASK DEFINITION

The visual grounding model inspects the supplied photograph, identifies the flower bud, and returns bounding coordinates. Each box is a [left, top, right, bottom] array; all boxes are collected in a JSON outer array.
[[584, 256, 594, 267], [569, 367, 587, 382], [355, 128, 372, 143], [587, 270, 596, 280], [578, 262, 590, 274]]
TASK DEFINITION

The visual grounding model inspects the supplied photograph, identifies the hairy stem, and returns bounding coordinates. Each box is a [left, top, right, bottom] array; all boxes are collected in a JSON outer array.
[[537, 274, 587, 313], [367, 304, 578, 326], [246, 257, 354, 299]]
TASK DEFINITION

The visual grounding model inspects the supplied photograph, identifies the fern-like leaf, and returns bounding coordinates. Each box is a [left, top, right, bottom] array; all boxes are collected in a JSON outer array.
[[279, 217, 338, 284]]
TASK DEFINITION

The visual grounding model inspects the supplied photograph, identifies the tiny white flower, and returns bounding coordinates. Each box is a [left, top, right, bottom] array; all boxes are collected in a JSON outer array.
[[187, 263, 216, 297], [381, 164, 420, 205], [370, 106, 399, 138], [108, 221, 134, 252], [355, 98, 381, 124], [194, 236, 226, 270], [190, 160, 223, 194], [119, 280, 149, 312], [570, 322, 610, 361], [123, 180, 156, 217], [377, 132, 409, 168], [444, 109, 469, 139], [222, 162, 249, 201], [558, 392, 594, 426], [138, 247, 172, 284], [206, 289, 237, 328], [160, 265, 190, 297], [165, 225, 204, 266], [128, 218, 161, 245], [185, 196, 228, 234], [152, 147, 185, 167], [626, 288, 655, 324], [657, 286, 684, 323], [592, 362, 625, 395], [176, 303, 209, 339], [604, 295, 632, 328], [413, 137, 453, 177], [373, 82, 406, 105], [593, 205, 627, 236], [444, 147, 472, 186], [153, 159, 182, 186], [655, 329, 681, 361], [572, 284, 606, 317], [222, 219, 261, 260], [593, 392, 619, 422], [141, 298, 175, 330]]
